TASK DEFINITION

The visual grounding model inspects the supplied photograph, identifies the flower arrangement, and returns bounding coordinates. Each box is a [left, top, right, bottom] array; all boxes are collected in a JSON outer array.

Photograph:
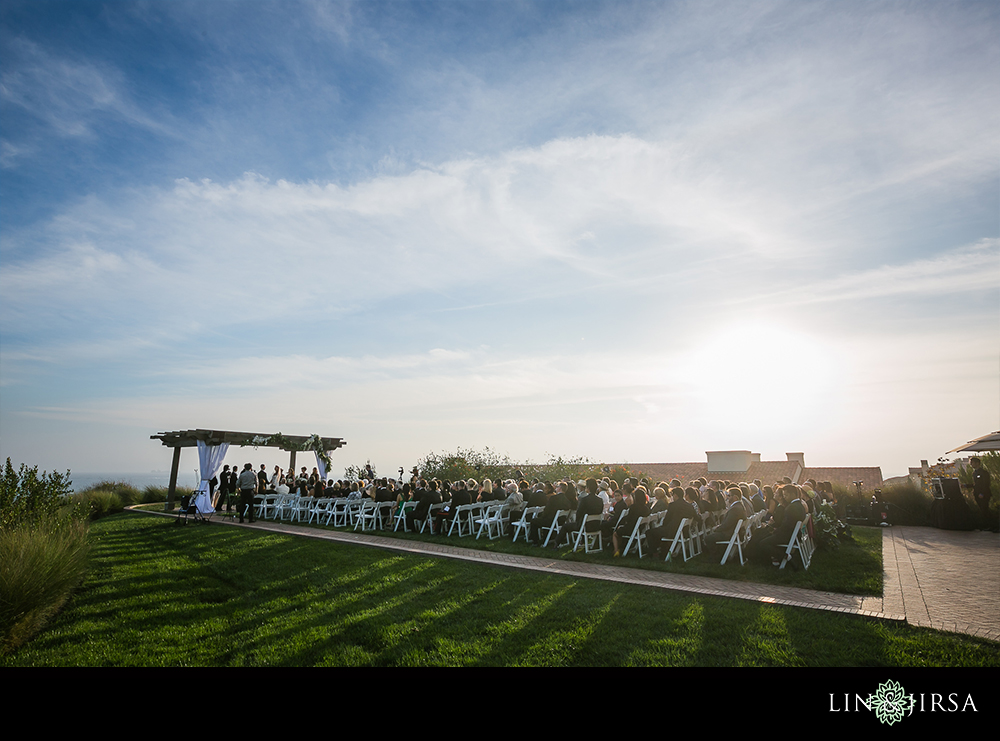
[[300, 434, 333, 473]]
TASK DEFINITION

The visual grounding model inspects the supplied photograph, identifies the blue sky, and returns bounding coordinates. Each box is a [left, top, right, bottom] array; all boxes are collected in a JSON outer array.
[[1, 0, 997, 479]]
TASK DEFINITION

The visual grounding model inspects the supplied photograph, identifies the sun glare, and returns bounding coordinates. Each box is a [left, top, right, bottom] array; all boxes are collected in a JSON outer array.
[[673, 322, 842, 432]]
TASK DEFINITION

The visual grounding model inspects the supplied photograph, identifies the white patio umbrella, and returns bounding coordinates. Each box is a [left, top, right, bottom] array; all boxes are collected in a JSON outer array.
[[948, 431, 1000, 454]]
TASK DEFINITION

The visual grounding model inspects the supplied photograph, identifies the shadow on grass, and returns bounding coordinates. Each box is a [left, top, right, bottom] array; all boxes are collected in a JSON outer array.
[[249, 510, 885, 596], [4, 513, 996, 667]]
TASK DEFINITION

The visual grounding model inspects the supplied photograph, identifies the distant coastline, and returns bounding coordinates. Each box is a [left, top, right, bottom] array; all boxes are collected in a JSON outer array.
[[71, 471, 199, 493]]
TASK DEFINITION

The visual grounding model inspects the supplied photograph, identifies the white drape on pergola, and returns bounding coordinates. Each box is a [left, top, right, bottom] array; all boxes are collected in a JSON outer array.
[[315, 451, 327, 482], [193, 441, 230, 514]]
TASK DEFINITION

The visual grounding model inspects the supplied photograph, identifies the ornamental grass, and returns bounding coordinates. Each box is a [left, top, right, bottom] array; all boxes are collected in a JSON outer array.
[[0, 518, 90, 655]]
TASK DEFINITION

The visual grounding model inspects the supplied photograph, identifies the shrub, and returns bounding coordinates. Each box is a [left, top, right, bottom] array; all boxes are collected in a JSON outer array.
[[0, 459, 73, 530], [872, 481, 932, 525], [832, 480, 933, 526], [415, 447, 510, 483], [72, 489, 124, 520], [76, 479, 142, 506], [0, 459, 90, 654], [414, 446, 631, 486], [343, 461, 378, 482], [812, 501, 850, 549], [141, 485, 171, 503]]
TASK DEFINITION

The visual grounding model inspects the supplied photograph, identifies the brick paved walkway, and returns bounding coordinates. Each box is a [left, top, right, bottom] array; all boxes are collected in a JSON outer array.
[[881, 525, 999, 640], [155, 510, 1000, 641]]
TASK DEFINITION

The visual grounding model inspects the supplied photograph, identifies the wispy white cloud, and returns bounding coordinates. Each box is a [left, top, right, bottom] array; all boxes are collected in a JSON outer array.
[[2, 120, 996, 370], [0, 139, 33, 168], [742, 239, 1000, 309], [1, 37, 176, 140]]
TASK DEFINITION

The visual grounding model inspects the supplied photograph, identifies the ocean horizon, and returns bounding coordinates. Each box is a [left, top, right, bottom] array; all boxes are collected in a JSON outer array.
[[70, 471, 200, 493]]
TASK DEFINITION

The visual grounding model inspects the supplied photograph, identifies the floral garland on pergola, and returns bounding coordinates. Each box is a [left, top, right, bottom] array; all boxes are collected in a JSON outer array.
[[240, 432, 333, 472], [300, 434, 333, 472]]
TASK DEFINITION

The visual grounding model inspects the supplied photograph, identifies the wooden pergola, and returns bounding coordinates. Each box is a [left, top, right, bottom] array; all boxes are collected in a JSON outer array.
[[151, 429, 347, 508]]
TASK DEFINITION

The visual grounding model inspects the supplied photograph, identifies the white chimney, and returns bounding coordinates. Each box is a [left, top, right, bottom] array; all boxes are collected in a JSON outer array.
[[707, 450, 753, 473]]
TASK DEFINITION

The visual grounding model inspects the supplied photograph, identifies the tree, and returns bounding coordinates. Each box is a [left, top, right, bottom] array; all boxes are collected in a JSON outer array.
[[414, 447, 639, 486]]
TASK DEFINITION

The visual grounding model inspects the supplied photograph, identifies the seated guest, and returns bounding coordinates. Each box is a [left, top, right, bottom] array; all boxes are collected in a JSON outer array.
[[530, 481, 571, 546], [648, 487, 696, 558], [376, 478, 396, 503], [612, 484, 651, 557], [559, 477, 604, 544], [706, 488, 749, 557], [515, 482, 553, 539], [650, 486, 670, 514], [436, 480, 472, 532], [396, 482, 413, 505], [477, 478, 497, 502], [596, 479, 612, 514], [752, 485, 806, 564], [502, 481, 524, 516], [526, 482, 551, 509], [407, 479, 442, 531], [601, 487, 628, 545], [394, 482, 412, 520], [563, 480, 579, 510]]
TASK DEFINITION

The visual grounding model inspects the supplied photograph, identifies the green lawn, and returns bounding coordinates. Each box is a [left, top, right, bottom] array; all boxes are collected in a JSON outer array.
[[3, 512, 996, 666], [155, 502, 883, 595], [323, 513, 885, 595]]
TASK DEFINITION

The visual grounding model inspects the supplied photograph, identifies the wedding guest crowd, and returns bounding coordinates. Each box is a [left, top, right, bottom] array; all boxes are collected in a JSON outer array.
[[213, 461, 834, 565]]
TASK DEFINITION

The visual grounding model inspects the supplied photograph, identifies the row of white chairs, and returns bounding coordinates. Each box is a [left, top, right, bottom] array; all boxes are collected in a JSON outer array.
[[252, 492, 813, 569], [710, 509, 814, 568]]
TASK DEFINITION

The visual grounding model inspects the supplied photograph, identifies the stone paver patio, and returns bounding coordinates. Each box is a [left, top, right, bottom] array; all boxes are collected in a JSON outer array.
[[881, 525, 998, 640]]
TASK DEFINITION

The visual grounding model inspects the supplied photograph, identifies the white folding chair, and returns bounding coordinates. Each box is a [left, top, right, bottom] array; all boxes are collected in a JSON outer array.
[[354, 500, 379, 531], [446, 503, 477, 537], [571, 513, 603, 553], [663, 517, 699, 562], [420, 503, 447, 534], [717, 519, 748, 565], [273, 494, 297, 521], [258, 493, 279, 520], [474, 503, 506, 540], [374, 501, 395, 530], [510, 507, 544, 543], [540, 509, 570, 547], [327, 499, 349, 527], [394, 501, 416, 532], [778, 514, 814, 570], [307, 498, 333, 524], [291, 496, 313, 523], [622, 514, 654, 558]]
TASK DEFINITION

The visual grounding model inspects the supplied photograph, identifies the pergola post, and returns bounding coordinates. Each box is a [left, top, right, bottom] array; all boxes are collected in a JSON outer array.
[[167, 446, 182, 511], [288, 450, 297, 475]]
